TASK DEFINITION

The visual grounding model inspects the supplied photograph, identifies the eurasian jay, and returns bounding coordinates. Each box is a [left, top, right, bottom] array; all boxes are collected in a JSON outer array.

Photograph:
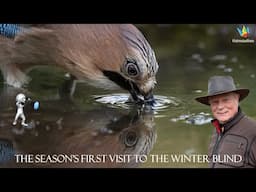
[[0, 24, 158, 105]]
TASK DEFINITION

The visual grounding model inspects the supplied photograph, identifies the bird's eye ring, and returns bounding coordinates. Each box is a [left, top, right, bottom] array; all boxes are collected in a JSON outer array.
[[126, 63, 139, 77]]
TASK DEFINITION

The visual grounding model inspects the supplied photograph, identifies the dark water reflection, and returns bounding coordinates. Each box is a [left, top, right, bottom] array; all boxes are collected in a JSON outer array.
[[0, 87, 156, 168], [1, 24, 256, 168]]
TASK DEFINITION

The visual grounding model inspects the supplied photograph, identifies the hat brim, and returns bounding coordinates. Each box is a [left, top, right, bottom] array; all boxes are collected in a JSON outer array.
[[195, 89, 250, 105]]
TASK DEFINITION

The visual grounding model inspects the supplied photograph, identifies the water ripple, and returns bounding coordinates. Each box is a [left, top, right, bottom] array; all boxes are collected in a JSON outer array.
[[170, 112, 213, 125], [93, 93, 181, 111]]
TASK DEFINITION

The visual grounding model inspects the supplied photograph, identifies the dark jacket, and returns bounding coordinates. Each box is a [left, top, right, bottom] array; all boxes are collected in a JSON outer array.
[[208, 107, 256, 168]]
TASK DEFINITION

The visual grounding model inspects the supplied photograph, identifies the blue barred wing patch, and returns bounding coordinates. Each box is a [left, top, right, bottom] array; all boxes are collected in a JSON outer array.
[[0, 24, 21, 38]]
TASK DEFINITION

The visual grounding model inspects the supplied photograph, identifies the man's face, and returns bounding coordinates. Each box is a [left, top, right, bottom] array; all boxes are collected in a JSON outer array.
[[208, 92, 239, 123]]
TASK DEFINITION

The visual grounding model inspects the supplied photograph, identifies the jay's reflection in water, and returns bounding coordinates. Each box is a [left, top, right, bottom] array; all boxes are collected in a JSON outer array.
[[0, 93, 156, 168]]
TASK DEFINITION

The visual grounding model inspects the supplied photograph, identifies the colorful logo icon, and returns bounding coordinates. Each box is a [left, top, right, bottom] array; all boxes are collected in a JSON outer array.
[[236, 25, 249, 38]]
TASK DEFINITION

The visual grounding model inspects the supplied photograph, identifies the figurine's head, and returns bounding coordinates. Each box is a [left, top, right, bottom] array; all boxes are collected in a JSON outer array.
[[16, 93, 26, 103]]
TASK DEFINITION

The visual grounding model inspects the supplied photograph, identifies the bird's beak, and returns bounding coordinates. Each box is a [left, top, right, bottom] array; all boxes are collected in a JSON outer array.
[[143, 90, 155, 106], [129, 81, 155, 106], [102, 70, 156, 106]]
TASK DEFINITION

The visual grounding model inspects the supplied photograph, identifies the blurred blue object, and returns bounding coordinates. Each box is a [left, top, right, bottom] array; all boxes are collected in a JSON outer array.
[[33, 101, 39, 110], [0, 24, 21, 38]]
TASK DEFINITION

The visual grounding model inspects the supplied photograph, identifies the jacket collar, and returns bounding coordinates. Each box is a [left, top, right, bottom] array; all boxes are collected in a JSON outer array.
[[211, 107, 244, 134]]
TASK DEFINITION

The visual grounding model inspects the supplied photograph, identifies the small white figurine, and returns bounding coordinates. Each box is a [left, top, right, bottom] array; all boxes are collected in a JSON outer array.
[[13, 93, 28, 127]]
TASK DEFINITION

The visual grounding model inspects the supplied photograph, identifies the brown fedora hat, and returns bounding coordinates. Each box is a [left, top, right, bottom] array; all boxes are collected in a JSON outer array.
[[195, 76, 250, 105]]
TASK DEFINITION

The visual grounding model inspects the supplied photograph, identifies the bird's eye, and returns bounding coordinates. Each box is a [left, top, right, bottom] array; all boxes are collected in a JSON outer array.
[[126, 63, 139, 77]]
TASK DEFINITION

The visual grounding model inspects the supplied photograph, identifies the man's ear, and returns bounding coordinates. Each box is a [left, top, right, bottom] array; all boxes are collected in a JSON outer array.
[[234, 92, 240, 101]]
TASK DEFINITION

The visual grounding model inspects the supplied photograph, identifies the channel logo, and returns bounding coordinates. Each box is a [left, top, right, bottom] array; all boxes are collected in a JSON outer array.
[[236, 25, 249, 38], [232, 25, 254, 44]]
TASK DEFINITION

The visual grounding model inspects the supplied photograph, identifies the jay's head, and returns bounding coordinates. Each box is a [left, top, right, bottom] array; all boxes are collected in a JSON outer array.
[[101, 25, 159, 105]]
